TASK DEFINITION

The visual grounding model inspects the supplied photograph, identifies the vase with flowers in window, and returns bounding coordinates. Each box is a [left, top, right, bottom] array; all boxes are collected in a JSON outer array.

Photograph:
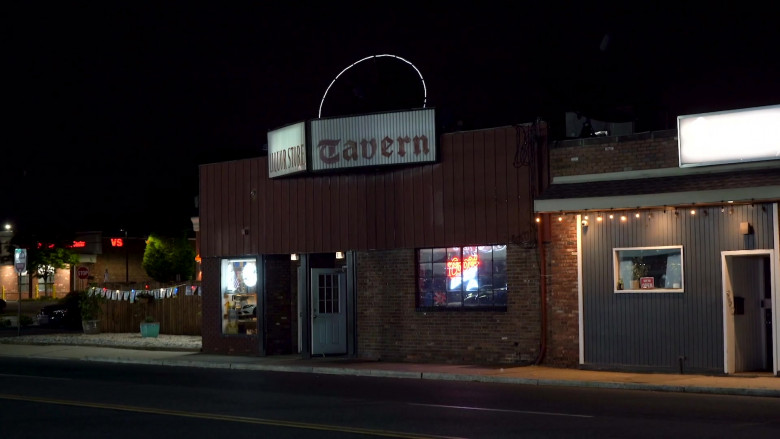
[[631, 257, 649, 289]]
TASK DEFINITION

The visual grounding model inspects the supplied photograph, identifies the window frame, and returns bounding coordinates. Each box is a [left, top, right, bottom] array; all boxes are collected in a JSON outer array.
[[416, 245, 508, 311], [613, 245, 684, 294]]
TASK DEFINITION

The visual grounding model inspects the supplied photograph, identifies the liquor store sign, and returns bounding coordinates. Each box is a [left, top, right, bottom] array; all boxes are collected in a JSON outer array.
[[267, 121, 307, 178]]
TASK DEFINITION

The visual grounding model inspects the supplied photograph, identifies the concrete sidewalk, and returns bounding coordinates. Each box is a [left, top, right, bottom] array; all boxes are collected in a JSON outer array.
[[1, 334, 778, 398]]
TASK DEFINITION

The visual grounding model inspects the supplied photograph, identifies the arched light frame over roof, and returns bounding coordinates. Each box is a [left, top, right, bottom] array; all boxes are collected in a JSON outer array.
[[318, 54, 427, 119]]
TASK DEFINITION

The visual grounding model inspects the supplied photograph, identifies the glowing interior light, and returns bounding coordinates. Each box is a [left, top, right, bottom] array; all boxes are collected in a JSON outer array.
[[609, 214, 614, 220], [635, 212, 641, 218], [596, 215, 603, 222], [620, 215, 627, 222], [242, 262, 258, 288], [690, 209, 696, 215], [558, 216, 563, 222], [535, 217, 541, 223]]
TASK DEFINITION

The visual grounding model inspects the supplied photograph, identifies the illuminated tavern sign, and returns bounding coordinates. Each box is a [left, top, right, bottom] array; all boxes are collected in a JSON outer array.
[[310, 108, 436, 171]]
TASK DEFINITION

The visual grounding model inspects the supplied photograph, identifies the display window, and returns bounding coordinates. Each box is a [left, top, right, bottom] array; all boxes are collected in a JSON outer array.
[[221, 258, 259, 335], [417, 245, 508, 310], [613, 246, 684, 293]]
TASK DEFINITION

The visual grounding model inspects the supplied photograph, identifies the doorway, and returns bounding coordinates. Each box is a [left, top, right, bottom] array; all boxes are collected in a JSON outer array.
[[721, 250, 777, 374], [311, 268, 347, 355]]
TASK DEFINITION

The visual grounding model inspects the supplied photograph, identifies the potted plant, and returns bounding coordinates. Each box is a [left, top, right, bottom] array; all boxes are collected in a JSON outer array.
[[140, 315, 160, 338], [79, 290, 104, 334], [631, 257, 649, 289]]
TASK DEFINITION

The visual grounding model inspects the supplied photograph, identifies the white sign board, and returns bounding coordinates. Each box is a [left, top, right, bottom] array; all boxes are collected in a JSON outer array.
[[310, 108, 436, 171], [678, 104, 780, 167], [14, 248, 27, 274], [267, 121, 307, 178]]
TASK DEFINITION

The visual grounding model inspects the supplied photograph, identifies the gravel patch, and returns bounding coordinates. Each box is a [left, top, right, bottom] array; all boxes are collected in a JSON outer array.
[[0, 333, 201, 351]]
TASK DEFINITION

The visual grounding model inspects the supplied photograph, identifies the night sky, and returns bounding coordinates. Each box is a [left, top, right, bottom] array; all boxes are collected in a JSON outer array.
[[5, 3, 779, 238]]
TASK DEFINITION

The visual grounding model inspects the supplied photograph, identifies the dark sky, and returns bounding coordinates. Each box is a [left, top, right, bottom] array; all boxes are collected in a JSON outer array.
[[5, 3, 780, 238]]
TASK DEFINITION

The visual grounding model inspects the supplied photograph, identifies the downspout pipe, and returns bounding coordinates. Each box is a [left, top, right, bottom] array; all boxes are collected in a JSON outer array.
[[535, 214, 548, 365]]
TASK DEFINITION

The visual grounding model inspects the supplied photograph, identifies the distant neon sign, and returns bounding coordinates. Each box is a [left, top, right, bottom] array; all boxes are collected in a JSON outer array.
[[111, 238, 124, 247], [71, 241, 86, 248]]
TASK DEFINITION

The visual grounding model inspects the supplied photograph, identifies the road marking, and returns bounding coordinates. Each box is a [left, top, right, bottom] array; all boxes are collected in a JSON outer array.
[[0, 373, 71, 381], [408, 403, 594, 418], [0, 393, 466, 439]]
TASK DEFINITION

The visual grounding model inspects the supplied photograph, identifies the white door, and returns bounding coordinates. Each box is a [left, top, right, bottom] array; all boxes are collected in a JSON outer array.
[[311, 269, 347, 355], [722, 251, 776, 374]]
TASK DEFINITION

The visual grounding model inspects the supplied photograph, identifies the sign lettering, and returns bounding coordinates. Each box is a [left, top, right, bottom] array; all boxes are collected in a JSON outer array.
[[310, 109, 436, 171], [111, 238, 124, 247]]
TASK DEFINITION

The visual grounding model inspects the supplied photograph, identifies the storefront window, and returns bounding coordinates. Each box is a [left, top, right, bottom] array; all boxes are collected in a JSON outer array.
[[613, 246, 683, 293], [417, 245, 508, 309], [221, 258, 259, 334]]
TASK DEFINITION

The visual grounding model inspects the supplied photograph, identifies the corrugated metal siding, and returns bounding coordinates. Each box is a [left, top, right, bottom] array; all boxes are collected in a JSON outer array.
[[582, 204, 775, 371], [200, 124, 544, 257]]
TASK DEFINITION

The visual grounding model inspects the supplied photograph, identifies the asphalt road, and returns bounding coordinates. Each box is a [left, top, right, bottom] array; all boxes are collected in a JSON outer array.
[[1, 357, 779, 438]]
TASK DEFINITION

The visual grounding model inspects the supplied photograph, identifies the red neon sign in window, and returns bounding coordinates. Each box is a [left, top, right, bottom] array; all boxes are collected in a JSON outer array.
[[71, 241, 86, 248], [446, 254, 479, 278], [111, 238, 124, 247]]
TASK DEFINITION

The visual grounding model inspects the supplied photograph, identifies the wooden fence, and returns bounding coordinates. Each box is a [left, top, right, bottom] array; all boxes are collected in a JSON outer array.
[[98, 295, 202, 335]]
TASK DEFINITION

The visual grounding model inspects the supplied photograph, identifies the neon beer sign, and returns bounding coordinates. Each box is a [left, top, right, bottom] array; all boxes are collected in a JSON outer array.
[[446, 254, 479, 279]]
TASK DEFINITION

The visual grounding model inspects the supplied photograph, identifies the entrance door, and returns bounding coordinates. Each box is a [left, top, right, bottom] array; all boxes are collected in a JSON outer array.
[[722, 251, 776, 374], [311, 269, 347, 355]]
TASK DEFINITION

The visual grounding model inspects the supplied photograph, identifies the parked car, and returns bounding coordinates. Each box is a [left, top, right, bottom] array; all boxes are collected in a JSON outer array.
[[37, 292, 83, 329]]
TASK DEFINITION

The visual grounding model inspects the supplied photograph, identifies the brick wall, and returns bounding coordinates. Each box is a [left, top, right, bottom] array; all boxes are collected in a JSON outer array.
[[355, 244, 541, 365], [0, 266, 71, 300], [264, 255, 293, 355], [550, 130, 678, 178], [544, 216, 580, 367]]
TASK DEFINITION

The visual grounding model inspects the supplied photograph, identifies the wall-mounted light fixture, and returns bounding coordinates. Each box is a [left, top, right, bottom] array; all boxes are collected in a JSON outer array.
[[290, 253, 299, 261], [335, 251, 345, 260]]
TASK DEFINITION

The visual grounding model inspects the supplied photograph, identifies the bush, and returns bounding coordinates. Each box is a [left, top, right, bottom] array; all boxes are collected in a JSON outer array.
[[20, 315, 34, 326], [79, 291, 105, 321]]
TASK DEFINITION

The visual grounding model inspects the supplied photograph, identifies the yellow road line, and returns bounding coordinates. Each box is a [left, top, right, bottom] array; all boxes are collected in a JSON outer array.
[[0, 393, 465, 439]]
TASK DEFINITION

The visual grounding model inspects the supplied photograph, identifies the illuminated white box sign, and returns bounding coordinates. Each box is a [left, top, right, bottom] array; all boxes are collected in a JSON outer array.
[[267, 121, 307, 178], [678, 104, 780, 167], [310, 108, 436, 171]]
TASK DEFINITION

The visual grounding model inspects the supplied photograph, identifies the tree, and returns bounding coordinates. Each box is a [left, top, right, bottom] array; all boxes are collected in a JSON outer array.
[[10, 231, 79, 298], [29, 247, 80, 296], [142, 233, 195, 283]]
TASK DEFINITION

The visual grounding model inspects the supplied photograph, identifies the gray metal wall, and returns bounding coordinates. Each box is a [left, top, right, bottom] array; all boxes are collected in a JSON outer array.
[[582, 204, 775, 372]]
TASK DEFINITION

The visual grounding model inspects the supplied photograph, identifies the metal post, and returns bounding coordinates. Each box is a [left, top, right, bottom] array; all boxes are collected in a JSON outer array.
[[17, 274, 21, 336], [125, 230, 129, 285]]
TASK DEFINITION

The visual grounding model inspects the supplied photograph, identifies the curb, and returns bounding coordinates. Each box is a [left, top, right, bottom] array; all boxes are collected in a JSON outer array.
[[73, 355, 780, 398]]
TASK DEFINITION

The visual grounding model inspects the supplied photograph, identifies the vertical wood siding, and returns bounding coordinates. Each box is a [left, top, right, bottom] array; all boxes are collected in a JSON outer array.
[[582, 204, 775, 372], [200, 124, 546, 257]]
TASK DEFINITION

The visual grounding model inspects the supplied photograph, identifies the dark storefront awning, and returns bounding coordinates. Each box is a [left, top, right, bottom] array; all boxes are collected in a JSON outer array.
[[535, 166, 780, 212]]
